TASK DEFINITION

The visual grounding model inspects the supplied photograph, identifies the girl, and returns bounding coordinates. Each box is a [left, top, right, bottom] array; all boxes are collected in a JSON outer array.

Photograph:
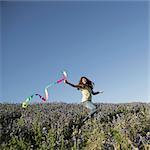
[[64, 76, 103, 118]]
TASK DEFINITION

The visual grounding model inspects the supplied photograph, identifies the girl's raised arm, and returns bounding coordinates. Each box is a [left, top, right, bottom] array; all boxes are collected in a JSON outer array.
[[64, 80, 82, 89]]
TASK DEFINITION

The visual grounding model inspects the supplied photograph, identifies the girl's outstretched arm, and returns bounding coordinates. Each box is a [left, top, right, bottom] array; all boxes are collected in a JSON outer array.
[[92, 91, 103, 95], [64, 80, 82, 89]]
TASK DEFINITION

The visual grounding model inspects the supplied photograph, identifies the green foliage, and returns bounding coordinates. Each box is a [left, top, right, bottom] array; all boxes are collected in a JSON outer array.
[[8, 136, 29, 150], [0, 103, 149, 149]]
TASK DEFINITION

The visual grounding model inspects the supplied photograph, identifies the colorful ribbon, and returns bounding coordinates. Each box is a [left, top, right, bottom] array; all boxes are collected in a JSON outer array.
[[22, 71, 67, 108]]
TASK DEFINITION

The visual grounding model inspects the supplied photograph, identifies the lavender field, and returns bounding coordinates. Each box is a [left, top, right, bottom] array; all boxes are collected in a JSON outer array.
[[0, 102, 150, 150]]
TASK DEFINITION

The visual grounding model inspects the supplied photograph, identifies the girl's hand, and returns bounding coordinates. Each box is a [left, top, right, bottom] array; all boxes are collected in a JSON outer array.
[[64, 79, 68, 84]]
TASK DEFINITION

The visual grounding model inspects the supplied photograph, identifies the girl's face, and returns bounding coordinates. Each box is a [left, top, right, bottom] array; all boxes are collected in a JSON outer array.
[[82, 78, 87, 84]]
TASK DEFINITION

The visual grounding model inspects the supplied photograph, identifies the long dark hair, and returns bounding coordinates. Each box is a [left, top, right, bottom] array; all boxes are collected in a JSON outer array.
[[78, 76, 94, 90]]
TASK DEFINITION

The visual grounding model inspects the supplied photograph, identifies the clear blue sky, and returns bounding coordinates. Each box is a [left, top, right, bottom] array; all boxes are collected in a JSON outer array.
[[1, 1, 149, 103]]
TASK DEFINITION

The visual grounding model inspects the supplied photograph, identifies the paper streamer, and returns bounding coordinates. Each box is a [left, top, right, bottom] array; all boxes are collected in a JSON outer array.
[[22, 71, 67, 108]]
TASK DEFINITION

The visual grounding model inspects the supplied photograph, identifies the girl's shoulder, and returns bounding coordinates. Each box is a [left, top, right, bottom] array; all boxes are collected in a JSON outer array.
[[78, 83, 84, 88]]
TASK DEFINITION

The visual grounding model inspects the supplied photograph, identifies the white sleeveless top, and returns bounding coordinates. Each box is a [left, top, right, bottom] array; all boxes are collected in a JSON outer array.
[[80, 86, 92, 102]]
